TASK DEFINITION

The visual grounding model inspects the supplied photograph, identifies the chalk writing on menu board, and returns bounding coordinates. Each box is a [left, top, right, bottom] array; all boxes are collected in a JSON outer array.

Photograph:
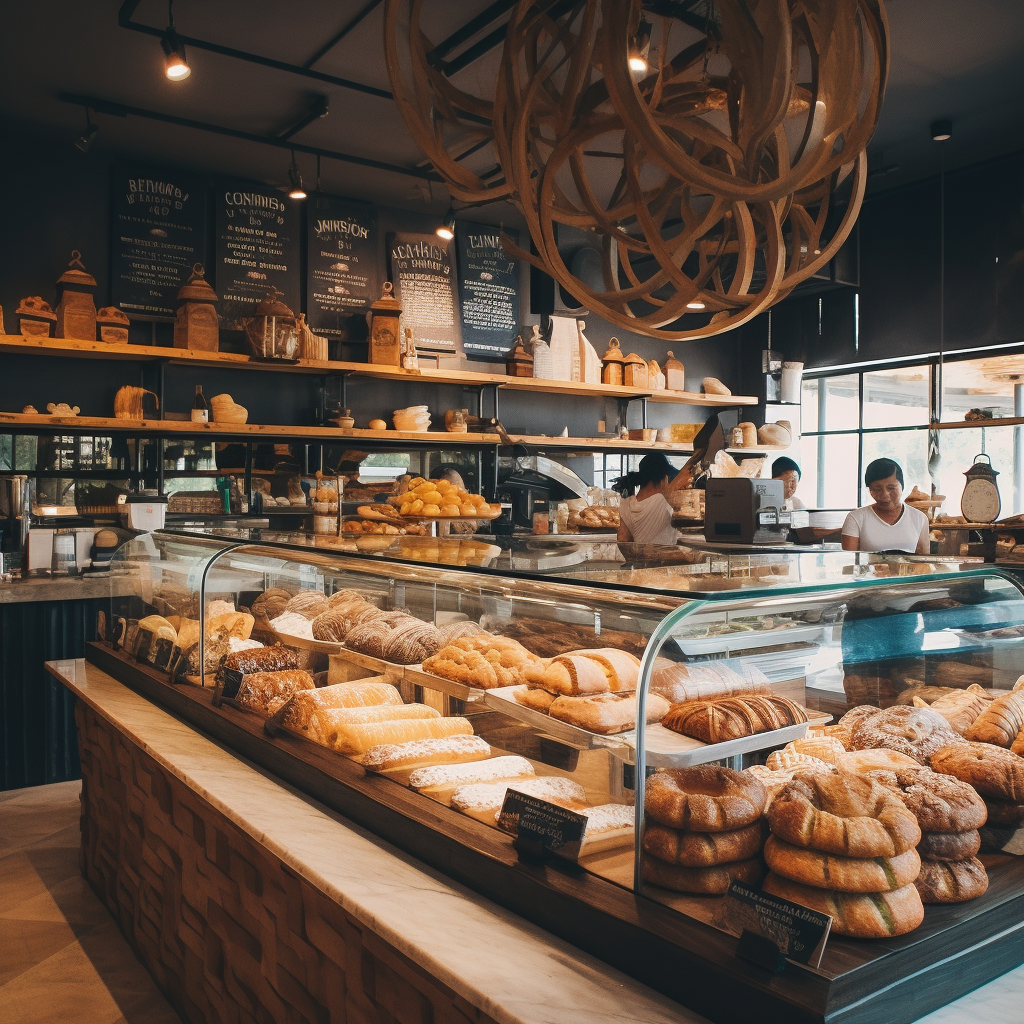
[[306, 195, 377, 334], [456, 221, 519, 360], [111, 165, 207, 318], [215, 183, 301, 325], [388, 232, 462, 353]]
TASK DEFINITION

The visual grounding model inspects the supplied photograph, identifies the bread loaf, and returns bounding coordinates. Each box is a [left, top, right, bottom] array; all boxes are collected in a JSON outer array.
[[314, 703, 439, 745], [524, 654, 610, 696], [236, 670, 315, 717], [269, 680, 404, 738], [580, 804, 636, 855], [548, 691, 669, 734], [864, 765, 987, 833], [702, 377, 731, 396], [757, 422, 793, 446], [924, 686, 990, 735], [965, 690, 1024, 747], [325, 716, 474, 757], [222, 646, 298, 676], [850, 705, 963, 763], [362, 735, 491, 773], [284, 591, 329, 620], [929, 742, 1024, 801], [409, 756, 536, 803], [642, 855, 761, 894], [918, 829, 981, 861], [915, 856, 988, 904], [644, 766, 766, 831], [512, 686, 557, 712], [764, 835, 921, 892], [642, 820, 766, 867], [649, 657, 771, 703], [662, 693, 808, 743], [737, 422, 758, 447], [423, 634, 543, 689]]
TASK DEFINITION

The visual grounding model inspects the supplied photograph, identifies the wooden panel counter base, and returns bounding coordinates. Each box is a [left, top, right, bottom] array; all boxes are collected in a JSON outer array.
[[53, 657, 700, 1024], [66, 646, 1024, 1024]]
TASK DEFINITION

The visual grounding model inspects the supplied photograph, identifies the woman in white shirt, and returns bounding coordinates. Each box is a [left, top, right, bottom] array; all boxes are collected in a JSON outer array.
[[841, 458, 930, 554], [772, 457, 806, 510], [614, 453, 680, 546]]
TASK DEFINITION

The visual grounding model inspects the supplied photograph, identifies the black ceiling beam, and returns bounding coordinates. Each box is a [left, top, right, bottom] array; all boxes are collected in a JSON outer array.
[[303, 0, 385, 69], [59, 92, 442, 181], [117, 0, 392, 100], [277, 95, 330, 140], [427, 0, 517, 62]]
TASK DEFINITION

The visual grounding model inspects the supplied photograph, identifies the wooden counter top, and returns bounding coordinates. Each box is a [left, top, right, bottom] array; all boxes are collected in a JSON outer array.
[[0, 574, 130, 604]]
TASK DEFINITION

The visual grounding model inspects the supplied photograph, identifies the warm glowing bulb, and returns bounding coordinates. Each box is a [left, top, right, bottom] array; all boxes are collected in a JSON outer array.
[[686, 300, 706, 310], [628, 55, 648, 73], [288, 186, 307, 200], [166, 59, 190, 80], [436, 225, 455, 241]]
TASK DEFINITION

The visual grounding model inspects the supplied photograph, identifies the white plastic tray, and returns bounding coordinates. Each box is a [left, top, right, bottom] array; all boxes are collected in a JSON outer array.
[[672, 623, 825, 656]]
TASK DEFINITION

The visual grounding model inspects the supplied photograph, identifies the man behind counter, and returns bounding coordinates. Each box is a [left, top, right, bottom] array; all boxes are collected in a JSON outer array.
[[841, 458, 930, 554]]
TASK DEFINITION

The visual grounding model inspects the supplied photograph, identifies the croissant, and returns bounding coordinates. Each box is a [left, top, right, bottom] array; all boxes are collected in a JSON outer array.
[[965, 690, 1024, 747], [662, 694, 808, 744]]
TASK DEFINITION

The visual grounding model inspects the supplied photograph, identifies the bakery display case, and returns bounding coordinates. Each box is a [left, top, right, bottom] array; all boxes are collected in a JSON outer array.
[[88, 530, 1024, 1024]]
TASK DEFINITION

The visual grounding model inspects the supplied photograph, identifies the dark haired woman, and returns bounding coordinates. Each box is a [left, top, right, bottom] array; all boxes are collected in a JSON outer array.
[[613, 452, 681, 545], [841, 458, 929, 553], [772, 456, 805, 509]]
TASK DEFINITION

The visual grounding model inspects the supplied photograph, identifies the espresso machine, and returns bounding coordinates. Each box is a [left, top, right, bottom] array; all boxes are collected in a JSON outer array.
[[0, 475, 31, 573]]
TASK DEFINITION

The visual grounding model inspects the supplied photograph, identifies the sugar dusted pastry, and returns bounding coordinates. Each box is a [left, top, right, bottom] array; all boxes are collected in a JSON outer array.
[[362, 735, 491, 774], [270, 681, 404, 740], [548, 691, 670, 734], [580, 803, 635, 855], [451, 776, 587, 824], [409, 756, 536, 803], [326, 715, 474, 758], [270, 611, 315, 640]]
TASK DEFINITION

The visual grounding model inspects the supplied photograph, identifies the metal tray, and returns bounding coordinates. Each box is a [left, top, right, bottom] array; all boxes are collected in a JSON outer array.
[[673, 623, 825, 656]]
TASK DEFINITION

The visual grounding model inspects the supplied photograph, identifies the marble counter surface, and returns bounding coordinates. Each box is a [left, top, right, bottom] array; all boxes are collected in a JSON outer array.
[[0, 574, 131, 604], [46, 658, 1024, 1024]]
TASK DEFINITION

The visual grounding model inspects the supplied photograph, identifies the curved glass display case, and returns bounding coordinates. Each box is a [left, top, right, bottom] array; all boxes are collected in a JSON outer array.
[[94, 529, 1024, 1024]]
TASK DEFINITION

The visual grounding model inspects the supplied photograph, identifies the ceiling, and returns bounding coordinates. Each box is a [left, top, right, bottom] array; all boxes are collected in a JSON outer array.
[[1, 0, 1023, 217]]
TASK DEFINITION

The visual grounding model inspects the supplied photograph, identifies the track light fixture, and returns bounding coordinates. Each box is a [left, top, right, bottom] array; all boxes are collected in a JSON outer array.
[[287, 152, 307, 200], [162, 0, 191, 81], [628, 17, 652, 74], [75, 111, 99, 153], [931, 119, 952, 142], [435, 207, 456, 241]]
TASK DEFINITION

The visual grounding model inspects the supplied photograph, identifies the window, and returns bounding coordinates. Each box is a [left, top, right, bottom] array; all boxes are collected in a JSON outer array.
[[802, 351, 1024, 514]]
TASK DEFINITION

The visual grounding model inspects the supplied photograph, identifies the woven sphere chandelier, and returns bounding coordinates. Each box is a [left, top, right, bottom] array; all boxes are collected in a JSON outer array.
[[385, 0, 888, 342]]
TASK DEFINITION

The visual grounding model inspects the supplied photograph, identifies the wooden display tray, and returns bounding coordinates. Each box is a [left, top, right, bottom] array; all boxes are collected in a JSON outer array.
[[86, 641, 1024, 1024]]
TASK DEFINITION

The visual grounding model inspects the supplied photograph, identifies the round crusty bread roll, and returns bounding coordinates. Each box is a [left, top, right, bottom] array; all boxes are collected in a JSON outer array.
[[864, 766, 987, 833], [764, 835, 921, 893], [850, 705, 963, 764], [767, 772, 920, 858], [929, 742, 1024, 801], [641, 854, 761, 894], [757, 422, 792, 447], [644, 766, 767, 832], [918, 829, 981, 861], [762, 873, 925, 938], [642, 820, 765, 867], [915, 856, 988, 904]]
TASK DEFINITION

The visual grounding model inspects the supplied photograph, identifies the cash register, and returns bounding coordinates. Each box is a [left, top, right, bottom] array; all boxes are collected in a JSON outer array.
[[704, 478, 792, 545]]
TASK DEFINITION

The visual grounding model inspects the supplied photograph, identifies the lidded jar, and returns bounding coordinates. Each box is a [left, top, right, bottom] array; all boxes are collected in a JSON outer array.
[[55, 251, 98, 341], [173, 264, 219, 352], [601, 338, 626, 386]]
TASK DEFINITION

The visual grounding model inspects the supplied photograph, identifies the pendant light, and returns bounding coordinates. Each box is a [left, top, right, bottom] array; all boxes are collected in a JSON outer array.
[[435, 207, 456, 241], [287, 152, 307, 200], [628, 17, 652, 73], [75, 110, 99, 153], [162, 1, 190, 81]]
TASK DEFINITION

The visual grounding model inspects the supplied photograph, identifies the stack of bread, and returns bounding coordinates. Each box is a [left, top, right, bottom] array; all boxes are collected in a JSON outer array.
[[642, 766, 767, 894], [392, 476, 494, 518], [763, 772, 925, 937], [422, 632, 543, 689], [930, 742, 1024, 853], [964, 681, 1024, 755], [867, 766, 989, 903]]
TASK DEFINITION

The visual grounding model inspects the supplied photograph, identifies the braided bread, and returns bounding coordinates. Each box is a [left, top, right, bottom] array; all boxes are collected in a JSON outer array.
[[965, 690, 1024, 747], [662, 694, 807, 743]]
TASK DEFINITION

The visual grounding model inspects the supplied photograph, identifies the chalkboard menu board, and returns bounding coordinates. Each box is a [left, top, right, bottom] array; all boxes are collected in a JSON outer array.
[[456, 221, 520, 360], [388, 232, 462, 353], [111, 165, 207, 319], [306, 195, 377, 335], [214, 181, 301, 324]]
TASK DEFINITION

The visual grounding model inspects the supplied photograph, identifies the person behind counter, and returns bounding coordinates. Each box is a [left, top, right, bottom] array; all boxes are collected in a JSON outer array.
[[772, 456, 806, 509], [614, 452, 681, 545], [841, 458, 930, 554]]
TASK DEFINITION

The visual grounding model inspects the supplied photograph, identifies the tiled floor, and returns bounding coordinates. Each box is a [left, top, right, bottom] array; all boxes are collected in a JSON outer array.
[[0, 781, 183, 1024]]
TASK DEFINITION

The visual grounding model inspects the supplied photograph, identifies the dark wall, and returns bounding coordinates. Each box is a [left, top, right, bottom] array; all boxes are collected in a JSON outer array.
[[0, 129, 740, 446]]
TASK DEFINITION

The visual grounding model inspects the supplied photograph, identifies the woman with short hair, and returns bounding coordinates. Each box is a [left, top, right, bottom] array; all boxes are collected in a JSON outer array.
[[841, 458, 929, 553], [772, 456, 806, 510], [613, 452, 680, 545]]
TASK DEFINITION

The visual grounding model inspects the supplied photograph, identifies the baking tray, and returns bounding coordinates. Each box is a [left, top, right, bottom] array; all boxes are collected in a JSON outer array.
[[672, 623, 825, 656], [403, 663, 486, 703], [484, 685, 831, 766]]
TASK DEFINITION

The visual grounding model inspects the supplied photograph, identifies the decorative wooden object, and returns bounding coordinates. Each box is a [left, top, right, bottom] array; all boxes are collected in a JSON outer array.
[[296, 313, 328, 361], [506, 333, 534, 377], [623, 351, 649, 388], [173, 264, 219, 352], [369, 282, 402, 366], [15, 297, 56, 337], [601, 338, 626, 386], [402, 326, 419, 369], [113, 386, 158, 420], [96, 306, 130, 344], [385, 0, 888, 342], [244, 288, 299, 361], [54, 251, 98, 341], [665, 352, 686, 392]]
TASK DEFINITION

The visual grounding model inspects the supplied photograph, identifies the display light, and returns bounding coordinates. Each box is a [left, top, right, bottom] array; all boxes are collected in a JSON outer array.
[[162, 1, 191, 80], [435, 207, 456, 241], [287, 152, 307, 200], [75, 113, 99, 153]]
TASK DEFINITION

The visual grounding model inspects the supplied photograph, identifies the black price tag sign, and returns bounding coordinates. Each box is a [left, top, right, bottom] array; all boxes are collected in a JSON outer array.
[[714, 881, 832, 968], [497, 790, 588, 861]]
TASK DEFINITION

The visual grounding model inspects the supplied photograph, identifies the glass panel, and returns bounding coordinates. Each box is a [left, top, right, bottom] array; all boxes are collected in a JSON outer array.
[[13, 435, 37, 471], [799, 432, 858, 509], [861, 428, 930, 506], [862, 365, 930, 428], [0, 434, 11, 471], [803, 373, 860, 431], [942, 353, 1023, 423], [935, 426, 1022, 516]]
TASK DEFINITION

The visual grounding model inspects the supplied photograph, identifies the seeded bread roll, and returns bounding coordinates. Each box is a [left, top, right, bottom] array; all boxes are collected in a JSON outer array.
[[764, 835, 921, 892], [763, 873, 925, 938]]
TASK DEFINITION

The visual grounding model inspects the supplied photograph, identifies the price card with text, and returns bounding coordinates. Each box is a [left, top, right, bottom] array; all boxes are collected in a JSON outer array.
[[497, 790, 588, 861]]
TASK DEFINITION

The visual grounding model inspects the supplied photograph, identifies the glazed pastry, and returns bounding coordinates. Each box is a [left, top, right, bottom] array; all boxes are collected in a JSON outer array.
[[325, 715, 474, 758], [764, 835, 921, 892], [524, 655, 611, 696], [284, 591, 329, 620], [661, 694, 808, 743], [914, 856, 988, 904], [409, 756, 536, 803], [767, 772, 920, 858], [451, 776, 587, 824], [929, 742, 1024, 801], [762, 873, 924, 938], [864, 766, 987, 833], [547, 691, 670, 734], [642, 856, 761, 894], [649, 657, 771, 703], [235, 669, 315, 717], [850, 705, 963, 764], [642, 820, 765, 867], [917, 829, 981, 861], [362, 735, 491, 773], [422, 634, 543, 689], [644, 766, 766, 832], [965, 690, 1024, 747]]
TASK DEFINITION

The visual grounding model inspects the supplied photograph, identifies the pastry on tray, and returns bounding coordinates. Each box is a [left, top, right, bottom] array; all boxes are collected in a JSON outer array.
[[235, 669, 316, 717], [645, 766, 767, 832], [362, 735, 492, 774], [661, 693, 808, 744], [409, 756, 536, 804], [422, 634, 543, 689], [547, 691, 670, 734]]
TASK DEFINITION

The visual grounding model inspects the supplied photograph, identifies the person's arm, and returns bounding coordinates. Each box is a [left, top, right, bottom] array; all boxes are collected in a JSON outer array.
[[669, 465, 693, 490], [917, 515, 931, 554], [840, 510, 860, 551], [617, 522, 633, 543]]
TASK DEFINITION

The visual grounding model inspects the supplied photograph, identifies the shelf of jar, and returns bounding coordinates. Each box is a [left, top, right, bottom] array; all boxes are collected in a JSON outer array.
[[0, 335, 758, 406]]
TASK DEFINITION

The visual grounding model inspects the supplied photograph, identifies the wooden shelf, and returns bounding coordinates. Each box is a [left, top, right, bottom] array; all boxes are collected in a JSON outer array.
[[508, 435, 785, 455], [0, 335, 757, 407], [934, 417, 1024, 430]]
